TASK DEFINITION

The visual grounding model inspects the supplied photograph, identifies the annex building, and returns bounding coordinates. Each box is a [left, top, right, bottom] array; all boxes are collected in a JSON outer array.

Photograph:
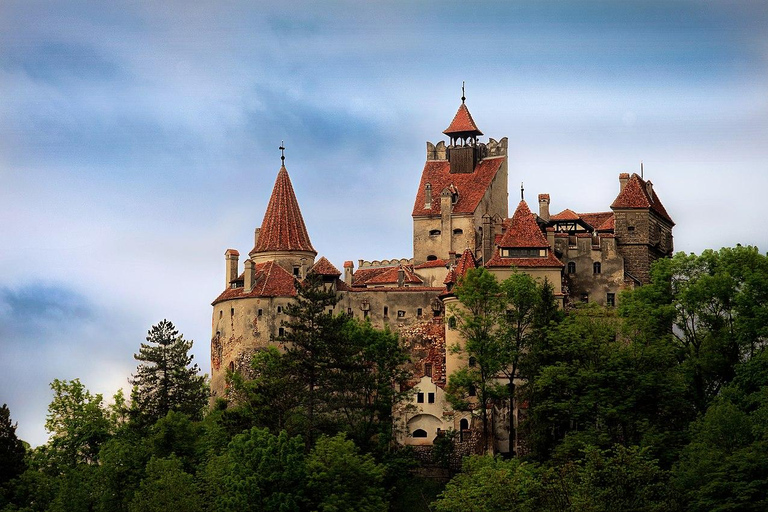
[[210, 95, 674, 454]]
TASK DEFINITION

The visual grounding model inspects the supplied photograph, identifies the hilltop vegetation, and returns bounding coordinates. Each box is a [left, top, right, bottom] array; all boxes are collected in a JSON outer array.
[[2, 246, 768, 511]]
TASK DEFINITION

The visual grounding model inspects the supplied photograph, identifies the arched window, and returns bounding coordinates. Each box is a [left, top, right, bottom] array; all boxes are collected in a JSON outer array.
[[568, 261, 576, 274], [448, 316, 457, 329], [453, 228, 463, 235], [460, 418, 469, 430], [468, 356, 476, 368], [593, 262, 601, 274], [427, 255, 438, 261], [429, 229, 441, 236], [413, 429, 428, 438]]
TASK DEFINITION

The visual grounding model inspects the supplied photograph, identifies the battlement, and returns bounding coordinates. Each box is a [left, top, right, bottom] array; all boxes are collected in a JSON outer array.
[[426, 137, 507, 161], [358, 258, 413, 268]]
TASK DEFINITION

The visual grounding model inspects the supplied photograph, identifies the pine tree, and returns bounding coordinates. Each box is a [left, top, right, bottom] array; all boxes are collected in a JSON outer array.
[[130, 320, 208, 426], [0, 403, 26, 485]]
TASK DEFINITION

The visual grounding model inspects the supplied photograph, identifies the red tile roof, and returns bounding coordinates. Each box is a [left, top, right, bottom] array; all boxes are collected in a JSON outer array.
[[414, 258, 449, 269], [309, 256, 341, 276], [343, 260, 354, 268], [454, 249, 477, 276], [486, 250, 564, 269], [365, 265, 423, 286], [551, 208, 580, 221], [443, 102, 483, 136], [253, 166, 316, 254], [412, 157, 504, 217], [611, 173, 674, 225], [595, 215, 615, 231], [225, 248, 239, 256], [212, 260, 297, 304], [579, 212, 613, 230], [498, 201, 549, 248]]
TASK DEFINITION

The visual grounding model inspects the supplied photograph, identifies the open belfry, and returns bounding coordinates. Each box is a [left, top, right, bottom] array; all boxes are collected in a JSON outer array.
[[210, 93, 674, 453]]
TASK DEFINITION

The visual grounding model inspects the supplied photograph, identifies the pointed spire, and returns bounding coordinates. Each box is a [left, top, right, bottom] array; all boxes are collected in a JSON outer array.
[[253, 163, 316, 254], [443, 85, 483, 137], [498, 200, 550, 248]]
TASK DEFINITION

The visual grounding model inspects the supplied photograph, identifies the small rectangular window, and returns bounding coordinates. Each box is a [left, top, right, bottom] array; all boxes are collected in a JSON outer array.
[[230, 307, 235, 317], [606, 293, 616, 307], [581, 293, 589, 303], [417, 392, 424, 403], [424, 363, 433, 377], [278, 327, 285, 337], [428, 393, 435, 404], [397, 310, 405, 318], [277, 305, 283, 314], [257, 309, 263, 317], [468, 385, 476, 397], [417, 308, 423, 317], [293, 266, 300, 276], [383, 306, 389, 317]]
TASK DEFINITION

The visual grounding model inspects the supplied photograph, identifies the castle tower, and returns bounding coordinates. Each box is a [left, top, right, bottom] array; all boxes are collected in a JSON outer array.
[[610, 173, 674, 283], [249, 162, 317, 280], [412, 94, 509, 266]]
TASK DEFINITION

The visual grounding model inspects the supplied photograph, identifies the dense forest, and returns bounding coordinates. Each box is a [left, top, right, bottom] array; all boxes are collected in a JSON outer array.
[[2, 246, 767, 511]]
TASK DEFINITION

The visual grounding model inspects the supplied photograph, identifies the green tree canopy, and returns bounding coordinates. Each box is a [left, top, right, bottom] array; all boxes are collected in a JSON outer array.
[[130, 320, 208, 426], [0, 404, 26, 486]]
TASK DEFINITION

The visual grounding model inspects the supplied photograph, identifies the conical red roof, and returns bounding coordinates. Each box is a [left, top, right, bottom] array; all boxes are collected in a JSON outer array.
[[443, 102, 483, 136], [253, 165, 316, 254], [498, 201, 550, 248]]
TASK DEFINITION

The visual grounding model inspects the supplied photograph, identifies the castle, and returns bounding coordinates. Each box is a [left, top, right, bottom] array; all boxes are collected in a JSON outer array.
[[210, 95, 674, 453]]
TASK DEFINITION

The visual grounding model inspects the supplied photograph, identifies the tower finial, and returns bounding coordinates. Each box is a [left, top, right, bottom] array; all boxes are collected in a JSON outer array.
[[640, 160, 644, 179], [280, 141, 285, 165], [461, 81, 466, 103], [521, 182, 525, 201]]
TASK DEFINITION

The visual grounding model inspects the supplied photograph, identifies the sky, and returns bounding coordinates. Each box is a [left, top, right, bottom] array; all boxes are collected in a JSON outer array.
[[1, 0, 767, 446]]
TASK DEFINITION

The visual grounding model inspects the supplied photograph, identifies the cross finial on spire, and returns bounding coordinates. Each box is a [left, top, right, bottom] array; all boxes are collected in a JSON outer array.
[[461, 81, 466, 103], [521, 182, 525, 201], [279, 141, 285, 165]]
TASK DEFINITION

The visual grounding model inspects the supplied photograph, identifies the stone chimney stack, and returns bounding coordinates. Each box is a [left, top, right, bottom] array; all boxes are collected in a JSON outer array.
[[425, 183, 432, 209], [244, 259, 255, 292], [397, 267, 405, 287], [619, 173, 630, 192], [225, 249, 239, 288], [343, 261, 354, 286], [645, 180, 654, 201], [538, 194, 550, 222], [449, 251, 457, 265]]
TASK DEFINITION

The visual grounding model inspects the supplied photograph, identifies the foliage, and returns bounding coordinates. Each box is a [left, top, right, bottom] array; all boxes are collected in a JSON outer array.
[[44, 379, 111, 470], [305, 434, 388, 512], [0, 404, 26, 486], [204, 427, 307, 512], [621, 246, 768, 412], [128, 456, 201, 512], [130, 320, 208, 427], [434, 455, 543, 512]]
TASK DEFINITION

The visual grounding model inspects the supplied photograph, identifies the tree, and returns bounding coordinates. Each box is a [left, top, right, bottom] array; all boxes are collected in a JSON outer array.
[[203, 428, 306, 512], [130, 320, 208, 426], [0, 404, 26, 486], [621, 246, 768, 413], [445, 267, 508, 451], [433, 455, 543, 512], [128, 456, 201, 512], [44, 378, 111, 469], [280, 274, 350, 446], [305, 434, 388, 512]]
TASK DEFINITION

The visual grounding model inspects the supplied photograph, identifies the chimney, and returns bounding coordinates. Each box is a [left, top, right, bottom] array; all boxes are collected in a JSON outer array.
[[397, 266, 405, 287], [645, 180, 654, 201], [225, 249, 239, 288], [538, 194, 550, 222], [619, 173, 630, 192], [449, 251, 457, 265], [343, 260, 354, 286], [244, 259, 255, 292], [425, 183, 432, 209]]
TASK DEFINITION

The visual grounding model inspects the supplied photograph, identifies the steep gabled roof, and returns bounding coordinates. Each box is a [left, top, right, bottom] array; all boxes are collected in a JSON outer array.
[[550, 208, 580, 221], [611, 173, 674, 225], [454, 249, 477, 277], [412, 157, 504, 217], [498, 201, 550, 248], [443, 102, 483, 136], [366, 265, 423, 286], [253, 165, 316, 254], [309, 256, 341, 277], [579, 212, 614, 231]]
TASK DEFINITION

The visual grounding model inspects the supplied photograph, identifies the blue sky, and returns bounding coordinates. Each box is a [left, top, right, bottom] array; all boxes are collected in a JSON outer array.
[[1, 0, 767, 446]]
